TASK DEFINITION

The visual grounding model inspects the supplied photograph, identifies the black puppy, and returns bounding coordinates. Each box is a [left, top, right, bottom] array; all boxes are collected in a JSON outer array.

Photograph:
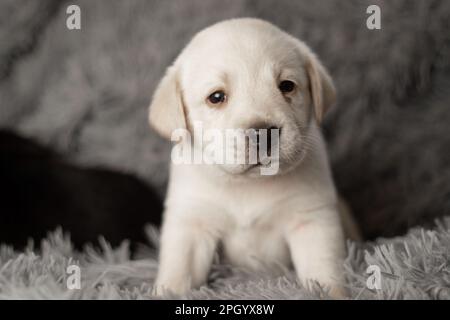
[[0, 129, 162, 250]]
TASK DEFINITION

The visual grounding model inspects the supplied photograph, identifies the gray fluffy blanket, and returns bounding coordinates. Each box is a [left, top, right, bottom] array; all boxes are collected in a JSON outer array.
[[1, 0, 450, 299], [0, 220, 449, 299]]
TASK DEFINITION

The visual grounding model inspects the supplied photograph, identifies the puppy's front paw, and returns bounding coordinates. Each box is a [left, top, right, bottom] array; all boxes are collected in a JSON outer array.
[[153, 277, 192, 297], [328, 285, 348, 299], [312, 278, 348, 299]]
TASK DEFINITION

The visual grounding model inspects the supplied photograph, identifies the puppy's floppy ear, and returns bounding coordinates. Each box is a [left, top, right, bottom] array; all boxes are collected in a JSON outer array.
[[148, 65, 186, 139], [305, 52, 336, 123]]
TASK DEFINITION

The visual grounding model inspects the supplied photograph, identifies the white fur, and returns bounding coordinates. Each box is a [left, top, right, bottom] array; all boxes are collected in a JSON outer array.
[[149, 18, 355, 298]]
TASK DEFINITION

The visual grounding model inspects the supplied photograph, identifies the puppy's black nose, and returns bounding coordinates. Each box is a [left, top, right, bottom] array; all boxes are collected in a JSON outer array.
[[249, 124, 281, 156]]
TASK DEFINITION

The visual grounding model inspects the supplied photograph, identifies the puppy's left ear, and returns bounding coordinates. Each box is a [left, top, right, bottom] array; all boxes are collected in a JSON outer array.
[[148, 65, 187, 139], [305, 52, 336, 123]]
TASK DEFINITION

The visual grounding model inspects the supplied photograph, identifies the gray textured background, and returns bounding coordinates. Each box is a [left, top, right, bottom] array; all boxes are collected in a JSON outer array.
[[1, 0, 450, 239]]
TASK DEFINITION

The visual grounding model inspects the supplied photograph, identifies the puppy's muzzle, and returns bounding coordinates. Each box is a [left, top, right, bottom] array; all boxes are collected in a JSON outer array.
[[248, 124, 281, 160]]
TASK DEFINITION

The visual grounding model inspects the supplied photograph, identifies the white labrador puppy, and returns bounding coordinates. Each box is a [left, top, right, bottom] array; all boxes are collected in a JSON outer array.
[[149, 18, 359, 298]]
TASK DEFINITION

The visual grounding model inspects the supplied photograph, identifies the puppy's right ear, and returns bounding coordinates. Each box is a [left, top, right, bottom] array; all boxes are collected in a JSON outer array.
[[148, 66, 186, 139], [305, 53, 336, 124]]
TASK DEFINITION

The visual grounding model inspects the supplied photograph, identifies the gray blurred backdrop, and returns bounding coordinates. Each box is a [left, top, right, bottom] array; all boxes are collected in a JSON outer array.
[[1, 0, 450, 239]]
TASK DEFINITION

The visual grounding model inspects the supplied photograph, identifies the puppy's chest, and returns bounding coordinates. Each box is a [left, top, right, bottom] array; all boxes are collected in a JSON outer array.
[[220, 214, 291, 270], [215, 183, 295, 269]]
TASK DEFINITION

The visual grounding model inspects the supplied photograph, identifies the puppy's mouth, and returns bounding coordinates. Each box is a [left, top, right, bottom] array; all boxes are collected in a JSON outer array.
[[246, 162, 261, 171], [229, 152, 281, 176]]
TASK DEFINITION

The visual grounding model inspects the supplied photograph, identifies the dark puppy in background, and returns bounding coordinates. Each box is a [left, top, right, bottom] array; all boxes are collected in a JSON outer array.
[[0, 129, 162, 250]]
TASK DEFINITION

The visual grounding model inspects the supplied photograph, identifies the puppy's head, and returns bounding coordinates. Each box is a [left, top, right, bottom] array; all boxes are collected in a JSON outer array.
[[149, 18, 335, 176]]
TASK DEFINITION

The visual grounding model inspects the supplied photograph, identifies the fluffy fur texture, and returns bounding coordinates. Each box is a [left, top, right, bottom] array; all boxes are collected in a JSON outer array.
[[1, 0, 450, 299], [0, 220, 449, 299]]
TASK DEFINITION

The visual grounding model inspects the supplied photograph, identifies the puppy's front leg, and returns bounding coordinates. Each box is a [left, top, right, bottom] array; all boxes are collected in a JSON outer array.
[[154, 208, 220, 296], [286, 206, 347, 298]]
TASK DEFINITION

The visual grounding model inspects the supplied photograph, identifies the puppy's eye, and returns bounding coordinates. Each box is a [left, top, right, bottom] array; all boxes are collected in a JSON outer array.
[[207, 91, 226, 104], [279, 80, 296, 93]]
